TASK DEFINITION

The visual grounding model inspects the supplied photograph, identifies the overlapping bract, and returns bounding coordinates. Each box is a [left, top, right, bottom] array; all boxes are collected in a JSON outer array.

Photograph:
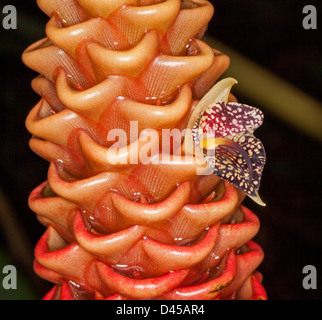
[[23, 0, 266, 300]]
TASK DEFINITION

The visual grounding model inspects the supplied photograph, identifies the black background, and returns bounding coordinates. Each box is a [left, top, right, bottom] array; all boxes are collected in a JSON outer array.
[[0, 0, 321, 299]]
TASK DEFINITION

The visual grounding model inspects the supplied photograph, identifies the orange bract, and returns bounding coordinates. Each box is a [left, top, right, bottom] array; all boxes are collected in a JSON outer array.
[[23, 0, 266, 300]]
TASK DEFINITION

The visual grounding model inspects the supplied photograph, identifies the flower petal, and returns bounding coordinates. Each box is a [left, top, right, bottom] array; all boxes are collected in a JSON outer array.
[[199, 101, 264, 138], [204, 133, 266, 206]]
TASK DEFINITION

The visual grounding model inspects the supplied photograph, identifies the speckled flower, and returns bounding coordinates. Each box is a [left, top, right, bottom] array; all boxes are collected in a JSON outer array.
[[192, 100, 266, 206]]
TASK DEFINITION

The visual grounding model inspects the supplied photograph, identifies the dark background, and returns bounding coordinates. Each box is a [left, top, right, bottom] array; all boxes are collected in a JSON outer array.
[[0, 0, 321, 299]]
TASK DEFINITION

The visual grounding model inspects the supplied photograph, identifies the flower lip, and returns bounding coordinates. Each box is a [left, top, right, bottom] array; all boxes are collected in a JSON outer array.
[[198, 101, 264, 138]]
